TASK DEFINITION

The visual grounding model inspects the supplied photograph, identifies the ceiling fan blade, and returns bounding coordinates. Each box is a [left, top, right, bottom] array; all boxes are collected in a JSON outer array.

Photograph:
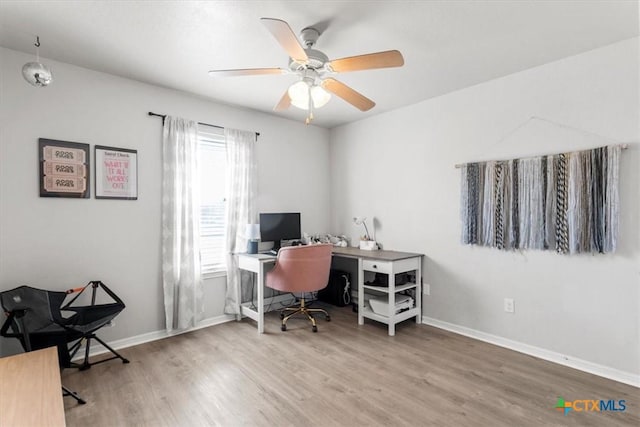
[[321, 78, 375, 111], [274, 91, 291, 111], [208, 68, 287, 77], [260, 18, 308, 64], [327, 50, 404, 73]]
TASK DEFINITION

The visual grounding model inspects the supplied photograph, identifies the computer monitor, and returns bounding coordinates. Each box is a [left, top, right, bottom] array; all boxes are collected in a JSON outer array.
[[259, 212, 301, 251]]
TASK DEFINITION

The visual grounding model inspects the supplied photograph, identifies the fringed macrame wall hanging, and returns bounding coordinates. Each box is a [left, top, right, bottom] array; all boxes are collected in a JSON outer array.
[[459, 143, 626, 255]]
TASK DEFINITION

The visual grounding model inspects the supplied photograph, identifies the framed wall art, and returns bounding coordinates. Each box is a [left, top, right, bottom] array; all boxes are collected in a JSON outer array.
[[95, 145, 138, 200], [39, 138, 90, 198]]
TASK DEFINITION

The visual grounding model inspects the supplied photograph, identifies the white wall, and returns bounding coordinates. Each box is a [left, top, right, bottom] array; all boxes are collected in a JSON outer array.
[[0, 47, 330, 355], [330, 38, 639, 377]]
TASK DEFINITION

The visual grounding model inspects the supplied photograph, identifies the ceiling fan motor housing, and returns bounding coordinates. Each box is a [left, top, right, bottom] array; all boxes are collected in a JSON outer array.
[[287, 27, 328, 71], [290, 48, 328, 71], [300, 27, 320, 47]]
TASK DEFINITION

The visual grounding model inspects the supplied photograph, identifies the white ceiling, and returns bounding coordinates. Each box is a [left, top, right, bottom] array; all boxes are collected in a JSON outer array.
[[1, 1, 638, 128]]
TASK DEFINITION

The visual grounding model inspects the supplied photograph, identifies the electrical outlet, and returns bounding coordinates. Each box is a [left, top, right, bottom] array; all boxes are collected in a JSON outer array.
[[504, 298, 515, 313], [423, 284, 431, 296]]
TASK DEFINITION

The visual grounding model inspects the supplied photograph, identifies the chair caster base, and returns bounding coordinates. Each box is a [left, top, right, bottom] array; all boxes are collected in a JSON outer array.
[[312, 325, 318, 333], [281, 324, 287, 331]]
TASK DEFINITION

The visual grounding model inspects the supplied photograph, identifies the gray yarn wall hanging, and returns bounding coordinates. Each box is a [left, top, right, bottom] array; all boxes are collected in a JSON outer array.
[[460, 145, 622, 254]]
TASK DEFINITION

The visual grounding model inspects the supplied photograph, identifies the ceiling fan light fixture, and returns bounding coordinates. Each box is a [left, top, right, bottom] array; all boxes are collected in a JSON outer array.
[[310, 85, 331, 108], [288, 81, 331, 110], [22, 36, 53, 87], [288, 80, 310, 109]]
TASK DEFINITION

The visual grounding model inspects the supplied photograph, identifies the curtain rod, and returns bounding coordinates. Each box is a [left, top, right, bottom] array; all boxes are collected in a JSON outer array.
[[148, 112, 260, 137], [454, 143, 628, 168]]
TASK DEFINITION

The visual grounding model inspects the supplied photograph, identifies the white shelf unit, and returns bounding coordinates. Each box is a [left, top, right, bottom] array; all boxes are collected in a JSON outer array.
[[362, 282, 419, 293], [358, 255, 422, 336]]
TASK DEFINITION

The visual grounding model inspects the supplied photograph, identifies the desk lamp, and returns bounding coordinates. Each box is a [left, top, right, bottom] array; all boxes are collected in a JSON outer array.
[[246, 224, 260, 254]]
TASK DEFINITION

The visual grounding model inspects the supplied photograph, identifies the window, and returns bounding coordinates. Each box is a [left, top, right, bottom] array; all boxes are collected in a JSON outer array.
[[198, 126, 227, 276]]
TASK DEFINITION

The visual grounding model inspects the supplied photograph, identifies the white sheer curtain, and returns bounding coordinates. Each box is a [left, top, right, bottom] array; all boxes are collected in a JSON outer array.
[[161, 116, 204, 332], [224, 128, 257, 315]]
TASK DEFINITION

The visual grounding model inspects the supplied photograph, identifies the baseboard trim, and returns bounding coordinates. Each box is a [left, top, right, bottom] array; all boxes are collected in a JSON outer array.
[[422, 316, 639, 388], [72, 314, 236, 361]]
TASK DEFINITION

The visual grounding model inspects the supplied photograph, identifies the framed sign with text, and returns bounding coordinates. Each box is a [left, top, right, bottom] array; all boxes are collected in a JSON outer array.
[[39, 138, 90, 198], [95, 145, 138, 200]]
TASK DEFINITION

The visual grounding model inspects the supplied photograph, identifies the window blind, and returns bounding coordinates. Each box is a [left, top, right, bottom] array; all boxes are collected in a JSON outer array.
[[198, 128, 227, 275]]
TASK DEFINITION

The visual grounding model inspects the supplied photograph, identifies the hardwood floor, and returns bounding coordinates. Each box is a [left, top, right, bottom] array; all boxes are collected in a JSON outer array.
[[62, 305, 639, 426]]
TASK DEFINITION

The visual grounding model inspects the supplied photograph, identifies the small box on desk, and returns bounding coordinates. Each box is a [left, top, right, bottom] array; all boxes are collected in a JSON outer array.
[[359, 240, 378, 250]]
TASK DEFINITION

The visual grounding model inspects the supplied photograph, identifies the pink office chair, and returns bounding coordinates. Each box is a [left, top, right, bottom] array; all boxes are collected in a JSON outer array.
[[266, 244, 332, 332]]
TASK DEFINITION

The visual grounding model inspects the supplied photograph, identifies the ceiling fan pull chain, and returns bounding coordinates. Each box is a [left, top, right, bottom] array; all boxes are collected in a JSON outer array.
[[306, 88, 314, 125]]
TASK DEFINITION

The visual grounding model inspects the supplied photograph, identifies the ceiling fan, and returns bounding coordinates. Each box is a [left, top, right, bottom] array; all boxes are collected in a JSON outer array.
[[208, 18, 404, 124]]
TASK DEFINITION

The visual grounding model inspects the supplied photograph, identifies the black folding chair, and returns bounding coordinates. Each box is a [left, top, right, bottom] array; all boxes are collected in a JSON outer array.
[[1, 281, 129, 403], [60, 281, 130, 370]]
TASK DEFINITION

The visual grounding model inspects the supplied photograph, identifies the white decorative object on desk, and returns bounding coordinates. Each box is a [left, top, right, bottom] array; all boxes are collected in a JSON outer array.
[[359, 240, 378, 250], [353, 216, 377, 250]]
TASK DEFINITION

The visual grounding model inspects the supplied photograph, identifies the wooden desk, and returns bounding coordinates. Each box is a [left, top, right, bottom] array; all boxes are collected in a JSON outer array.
[[0, 347, 66, 427], [238, 247, 423, 335]]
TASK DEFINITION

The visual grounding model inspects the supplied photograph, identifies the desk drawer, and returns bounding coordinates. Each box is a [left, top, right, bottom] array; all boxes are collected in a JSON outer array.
[[238, 255, 260, 272], [362, 259, 392, 274]]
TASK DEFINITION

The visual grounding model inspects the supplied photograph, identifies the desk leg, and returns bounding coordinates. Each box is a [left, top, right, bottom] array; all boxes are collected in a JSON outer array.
[[388, 272, 396, 337], [416, 261, 422, 324], [357, 258, 364, 325], [257, 264, 265, 334]]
